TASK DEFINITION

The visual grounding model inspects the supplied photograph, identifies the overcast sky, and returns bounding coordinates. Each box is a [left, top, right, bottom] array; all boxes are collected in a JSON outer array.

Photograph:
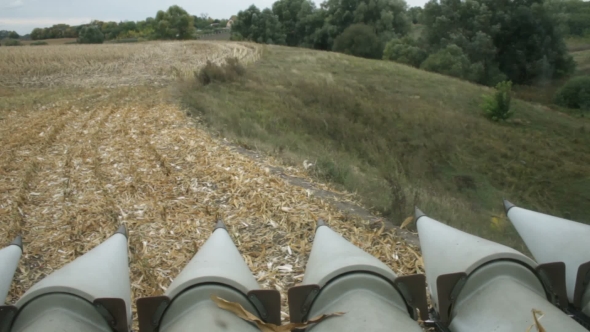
[[0, 0, 428, 35]]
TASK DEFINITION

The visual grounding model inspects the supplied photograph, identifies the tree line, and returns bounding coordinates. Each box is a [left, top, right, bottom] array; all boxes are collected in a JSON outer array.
[[230, 0, 589, 86], [28, 6, 229, 43], [0, 30, 21, 39]]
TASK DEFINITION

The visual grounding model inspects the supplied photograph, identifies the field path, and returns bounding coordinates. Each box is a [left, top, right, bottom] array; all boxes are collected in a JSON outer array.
[[0, 90, 420, 327]]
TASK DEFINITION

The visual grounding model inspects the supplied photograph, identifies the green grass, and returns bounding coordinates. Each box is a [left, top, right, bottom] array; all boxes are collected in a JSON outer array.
[[179, 45, 590, 251], [572, 49, 590, 76], [566, 36, 590, 52]]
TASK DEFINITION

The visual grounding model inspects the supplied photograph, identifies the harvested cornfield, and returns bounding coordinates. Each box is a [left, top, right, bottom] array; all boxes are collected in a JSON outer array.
[[0, 85, 421, 328], [0, 41, 261, 88], [0, 41, 420, 329]]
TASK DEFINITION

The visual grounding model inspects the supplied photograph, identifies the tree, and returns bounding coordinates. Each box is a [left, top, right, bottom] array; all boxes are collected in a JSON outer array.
[[8, 31, 19, 39], [155, 5, 196, 40], [554, 76, 590, 111], [78, 25, 105, 44], [31, 28, 45, 40], [272, 0, 316, 46], [546, 0, 590, 37], [321, 0, 411, 49], [408, 6, 423, 24], [420, 44, 474, 80], [422, 0, 574, 85], [333, 24, 383, 59], [383, 36, 428, 67], [298, 7, 331, 49], [101, 21, 120, 40], [231, 5, 286, 44]]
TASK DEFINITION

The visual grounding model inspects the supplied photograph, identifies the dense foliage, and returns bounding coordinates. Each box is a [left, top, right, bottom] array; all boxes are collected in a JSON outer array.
[[231, 5, 286, 44], [0, 30, 18, 39], [31, 25, 77, 40], [77, 25, 105, 44], [155, 5, 196, 40], [231, 0, 578, 88], [333, 24, 383, 59], [383, 37, 427, 67], [481, 81, 514, 121], [554, 76, 590, 110], [421, 0, 574, 85], [546, 0, 590, 37], [231, 0, 410, 53]]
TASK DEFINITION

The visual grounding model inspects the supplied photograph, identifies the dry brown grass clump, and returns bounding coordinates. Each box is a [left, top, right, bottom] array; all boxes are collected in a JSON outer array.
[[0, 41, 261, 88]]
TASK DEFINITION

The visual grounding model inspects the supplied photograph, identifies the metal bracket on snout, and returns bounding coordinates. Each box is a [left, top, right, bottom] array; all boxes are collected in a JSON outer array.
[[288, 284, 321, 327], [429, 262, 570, 329], [136, 286, 281, 332], [0, 298, 129, 332], [430, 272, 468, 328], [535, 262, 569, 310], [287, 273, 429, 330], [0, 305, 17, 332], [93, 297, 130, 332], [393, 274, 429, 322]]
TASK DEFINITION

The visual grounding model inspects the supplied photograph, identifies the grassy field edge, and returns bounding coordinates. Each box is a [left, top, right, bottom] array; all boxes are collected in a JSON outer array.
[[179, 44, 590, 252]]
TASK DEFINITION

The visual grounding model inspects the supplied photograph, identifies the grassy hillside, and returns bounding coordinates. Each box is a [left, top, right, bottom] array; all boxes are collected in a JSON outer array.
[[180, 45, 590, 251], [572, 48, 590, 75]]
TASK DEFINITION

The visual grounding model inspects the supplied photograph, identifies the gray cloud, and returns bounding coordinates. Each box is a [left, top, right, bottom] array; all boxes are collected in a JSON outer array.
[[2, 0, 24, 9], [0, 0, 427, 35]]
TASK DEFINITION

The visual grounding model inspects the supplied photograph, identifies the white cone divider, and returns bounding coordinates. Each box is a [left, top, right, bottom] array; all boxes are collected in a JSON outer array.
[[505, 201, 590, 305], [163, 223, 260, 300], [416, 210, 537, 311], [302, 224, 397, 286], [0, 236, 22, 303], [15, 227, 131, 324]]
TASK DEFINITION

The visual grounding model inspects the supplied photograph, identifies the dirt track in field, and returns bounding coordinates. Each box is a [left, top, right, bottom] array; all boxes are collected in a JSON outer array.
[[0, 88, 420, 327]]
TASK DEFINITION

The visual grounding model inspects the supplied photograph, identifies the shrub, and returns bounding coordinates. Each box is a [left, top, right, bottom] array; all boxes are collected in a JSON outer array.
[[382, 37, 427, 68], [3, 39, 21, 46], [30, 41, 48, 46], [333, 24, 383, 59], [420, 44, 472, 79], [78, 25, 105, 44], [107, 38, 139, 44], [554, 76, 590, 111], [195, 57, 246, 86], [481, 81, 514, 121]]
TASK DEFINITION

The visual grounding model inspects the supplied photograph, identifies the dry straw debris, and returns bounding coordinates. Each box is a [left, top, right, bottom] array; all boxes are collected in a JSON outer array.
[[212, 295, 345, 331], [0, 90, 421, 328]]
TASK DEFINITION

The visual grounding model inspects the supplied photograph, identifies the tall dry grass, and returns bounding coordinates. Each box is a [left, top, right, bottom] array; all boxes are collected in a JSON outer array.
[[0, 41, 261, 88]]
